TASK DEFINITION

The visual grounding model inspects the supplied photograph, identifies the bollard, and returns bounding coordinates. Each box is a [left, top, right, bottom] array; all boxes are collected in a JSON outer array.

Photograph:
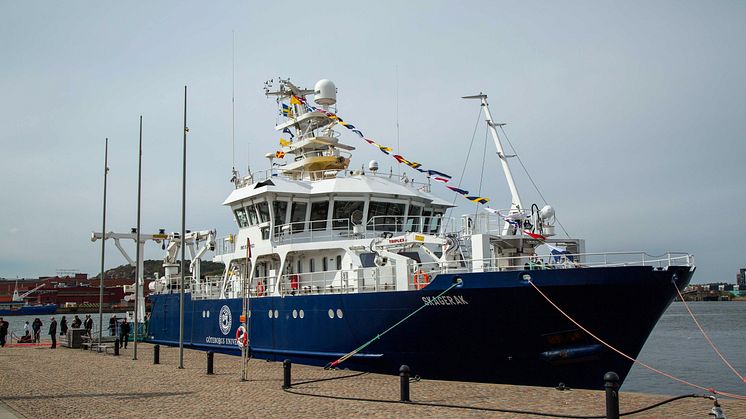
[[207, 351, 214, 375], [114, 339, 119, 356], [604, 371, 620, 419], [399, 365, 411, 402], [153, 344, 160, 365], [282, 359, 292, 389]]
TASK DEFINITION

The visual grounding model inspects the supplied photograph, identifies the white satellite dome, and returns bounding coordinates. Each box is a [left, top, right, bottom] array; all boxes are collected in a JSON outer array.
[[314, 79, 337, 106], [539, 205, 555, 220], [368, 160, 379, 172]]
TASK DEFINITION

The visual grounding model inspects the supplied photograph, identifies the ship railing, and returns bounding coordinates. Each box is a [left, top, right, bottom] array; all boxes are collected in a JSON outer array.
[[190, 275, 224, 300], [157, 274, 195, 294], [233, 166, 431, 190], [216, 238, 235, 256], [460, 210, 554, 238], [249, 275, 277, 297], [272, 215, 455, 245], [277, 265, 397, 296], [414, 251, 693, 277]]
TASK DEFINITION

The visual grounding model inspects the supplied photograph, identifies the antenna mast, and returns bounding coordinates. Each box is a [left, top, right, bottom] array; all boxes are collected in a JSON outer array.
[[463, 93, 523, 212]]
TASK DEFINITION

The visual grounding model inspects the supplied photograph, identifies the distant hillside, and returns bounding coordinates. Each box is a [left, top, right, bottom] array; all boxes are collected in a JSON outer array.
[[93, 260, 225, 279]]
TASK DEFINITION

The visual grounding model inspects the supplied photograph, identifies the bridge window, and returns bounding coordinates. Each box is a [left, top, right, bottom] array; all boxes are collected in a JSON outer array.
[[336, 255, 342, 270], [332, 200, 364, 230], [310, 201, 329, 231], [273, 201, 288, 225], [234, 208, 249, 228], [309, 258, 315, 273], [290, 202, 307, 233], [405, 205, 422, 232], [257, 202, 270, 223], [322, 257, 328, 271], [246, 204, 259, 225], [369, 201, 405, 232]]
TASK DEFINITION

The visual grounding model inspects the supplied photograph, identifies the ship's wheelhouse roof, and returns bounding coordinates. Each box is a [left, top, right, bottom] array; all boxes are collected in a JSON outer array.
[[223, 174, 454, 207]]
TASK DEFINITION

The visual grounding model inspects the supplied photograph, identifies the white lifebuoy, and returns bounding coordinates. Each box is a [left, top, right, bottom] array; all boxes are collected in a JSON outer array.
[[235, 325, 247, 348]]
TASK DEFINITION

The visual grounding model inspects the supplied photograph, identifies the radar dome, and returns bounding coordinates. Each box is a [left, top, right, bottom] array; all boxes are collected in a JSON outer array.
[[539, 205, 555, 220], [368, 160, 379, 172], [314, 79, 337, 106]]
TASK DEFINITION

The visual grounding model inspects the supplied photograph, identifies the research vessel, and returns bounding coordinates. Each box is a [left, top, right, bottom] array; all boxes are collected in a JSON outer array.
[[143, 78, 694, 389]]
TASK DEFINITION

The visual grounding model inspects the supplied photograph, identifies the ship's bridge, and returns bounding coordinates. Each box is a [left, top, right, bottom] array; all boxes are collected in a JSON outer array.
[[221, 169, 454, 246]]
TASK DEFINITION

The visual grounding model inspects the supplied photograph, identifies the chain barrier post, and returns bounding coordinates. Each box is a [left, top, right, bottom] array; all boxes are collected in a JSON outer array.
[[604, 371, 620, 419], [400, 365, 411, 402], [207, 351, 214, 375], [114, 338, 119, 356], [282, 359, 292, 389], [153, 344, 160, 364]]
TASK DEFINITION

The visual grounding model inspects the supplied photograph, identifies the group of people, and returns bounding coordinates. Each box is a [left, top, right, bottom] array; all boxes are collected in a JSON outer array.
[[2, 314, 132, 349]]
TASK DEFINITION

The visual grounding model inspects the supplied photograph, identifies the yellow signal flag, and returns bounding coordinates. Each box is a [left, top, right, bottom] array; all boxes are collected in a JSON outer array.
[[279, 138, 291, 147], [290, 95, 302, 105]]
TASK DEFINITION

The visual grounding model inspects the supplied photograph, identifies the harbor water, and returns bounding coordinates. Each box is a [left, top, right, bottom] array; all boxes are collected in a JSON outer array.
[[2, 303, 744, 397], [623, 301, 746, 396]]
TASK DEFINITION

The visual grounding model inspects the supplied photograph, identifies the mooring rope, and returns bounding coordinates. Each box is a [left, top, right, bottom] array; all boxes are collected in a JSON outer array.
[[673, 282, 746, 384], [526, 278, 746, 400], [325, 279, 461, 369]]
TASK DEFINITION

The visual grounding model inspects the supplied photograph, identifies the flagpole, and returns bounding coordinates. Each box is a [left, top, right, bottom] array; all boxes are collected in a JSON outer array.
[[98, 138, 109, 347], [134, 116, 143, 360], [179, 86, 187, 369]]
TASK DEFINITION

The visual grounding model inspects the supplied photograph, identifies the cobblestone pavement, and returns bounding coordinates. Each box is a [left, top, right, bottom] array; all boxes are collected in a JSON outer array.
[[0, 343, 743, 418]]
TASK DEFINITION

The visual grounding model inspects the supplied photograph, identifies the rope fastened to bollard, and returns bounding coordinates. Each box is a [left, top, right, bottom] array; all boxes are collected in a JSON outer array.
[[325, 278, 462, 369]]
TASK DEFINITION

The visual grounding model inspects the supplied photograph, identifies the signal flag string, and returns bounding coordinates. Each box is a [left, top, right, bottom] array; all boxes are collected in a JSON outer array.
[[673, 283, 746, 384], [526, 278, 746, 400]]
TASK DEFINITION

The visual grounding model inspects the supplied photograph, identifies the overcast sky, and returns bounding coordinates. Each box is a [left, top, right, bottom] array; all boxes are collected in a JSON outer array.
[[1, 1, 744, 283]]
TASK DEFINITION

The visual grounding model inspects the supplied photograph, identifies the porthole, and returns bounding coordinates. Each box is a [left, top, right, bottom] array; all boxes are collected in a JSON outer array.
[[202, 310, 206, 318], [274, 310, 279, 318], [336, 309, 343, 319], [206, 311, 210, 318], [328, 309, 334, 319], [292, 310, 298, 319], [247, 310, 251, 318], [268, 310, 273, 318], [299, 309, 305, 319]]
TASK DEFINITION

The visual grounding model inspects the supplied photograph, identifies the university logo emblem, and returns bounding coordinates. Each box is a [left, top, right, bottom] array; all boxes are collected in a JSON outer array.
[[219, 305, 232, 335]]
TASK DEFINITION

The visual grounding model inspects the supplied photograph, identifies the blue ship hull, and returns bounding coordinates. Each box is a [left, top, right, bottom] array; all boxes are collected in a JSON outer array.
[[0, 304, 57, 316], [146, 265, 692, 390]]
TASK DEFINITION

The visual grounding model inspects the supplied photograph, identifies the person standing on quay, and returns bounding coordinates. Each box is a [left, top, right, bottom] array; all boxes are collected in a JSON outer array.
[[0, 317, 8, 347], [84, 315, 93, 335], [109, 315, 117, 336], [32, 318, 42, 343], [48, 317, 57, 349], [71, 315, 82, 329], [60, 315, 68, 337], [119, 318, 130, 349]]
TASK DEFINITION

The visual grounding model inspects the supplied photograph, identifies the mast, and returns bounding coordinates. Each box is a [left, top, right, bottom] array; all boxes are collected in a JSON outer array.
[[179, 86, 187, 369], [463, 94, 523, 213], [99, 138, 108, 346], [134, 115, 143, 360]]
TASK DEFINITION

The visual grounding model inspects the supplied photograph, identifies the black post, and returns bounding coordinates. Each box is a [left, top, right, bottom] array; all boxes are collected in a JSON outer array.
[[604, 371, 620, 419], [207, 351, 214, 375], [399, 365, 411, 402], [114, 339, 119, 356], [154, 344, 160, 365], [282, 359, 292, 389]]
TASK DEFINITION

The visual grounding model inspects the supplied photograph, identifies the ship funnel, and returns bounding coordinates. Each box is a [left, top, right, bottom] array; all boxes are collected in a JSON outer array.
[[314, 79, 337, 106]]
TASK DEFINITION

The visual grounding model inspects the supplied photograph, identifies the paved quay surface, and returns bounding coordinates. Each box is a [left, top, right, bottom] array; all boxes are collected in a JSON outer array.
[[0, 343, 744, 418]]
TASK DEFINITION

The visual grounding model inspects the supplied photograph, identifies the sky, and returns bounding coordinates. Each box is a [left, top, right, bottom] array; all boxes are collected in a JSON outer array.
[[0, 1, 744, 283]]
